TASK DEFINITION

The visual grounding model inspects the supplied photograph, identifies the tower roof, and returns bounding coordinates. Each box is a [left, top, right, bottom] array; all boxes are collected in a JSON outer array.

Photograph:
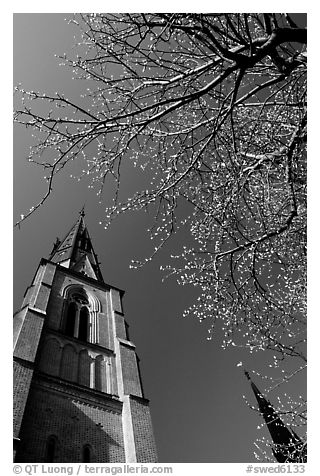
[[244, 370, 306, 462], [48, 209, 104, 282]]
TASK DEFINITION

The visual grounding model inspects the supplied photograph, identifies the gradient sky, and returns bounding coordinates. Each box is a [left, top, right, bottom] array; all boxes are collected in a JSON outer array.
[[13, 13, 307, 463]]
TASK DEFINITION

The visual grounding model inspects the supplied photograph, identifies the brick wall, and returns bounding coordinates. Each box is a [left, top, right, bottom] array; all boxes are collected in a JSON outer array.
[[119, 344, 142, 397], [13, 271, 48, 451], [114, 312, 127, 340], [14, 309, 45, 362], [129, 396, 158, 463], [13, 360, 33, 438], [15, 378, 125, 463]]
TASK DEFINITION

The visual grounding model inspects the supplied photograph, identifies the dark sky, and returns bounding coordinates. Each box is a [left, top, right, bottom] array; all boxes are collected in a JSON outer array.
[[13, 13, 306, 464]]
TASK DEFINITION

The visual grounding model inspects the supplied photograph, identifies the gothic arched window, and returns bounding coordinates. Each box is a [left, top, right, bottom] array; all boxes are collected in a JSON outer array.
[[78, 307, 90, 342], [45, 435, 57, 462], [62, 286, 99, 344], [65, 301, 77, 337], [82, 444, 91, 462]]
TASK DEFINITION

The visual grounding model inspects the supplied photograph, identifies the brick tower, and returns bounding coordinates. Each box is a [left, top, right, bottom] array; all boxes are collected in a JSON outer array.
[[13, 210, 157, 463]]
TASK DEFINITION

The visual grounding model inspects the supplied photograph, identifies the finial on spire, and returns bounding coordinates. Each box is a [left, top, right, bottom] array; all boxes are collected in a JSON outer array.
[[236, 361, 251, 381], [243, 369, 251, 381], [79, 205, 85, 218]]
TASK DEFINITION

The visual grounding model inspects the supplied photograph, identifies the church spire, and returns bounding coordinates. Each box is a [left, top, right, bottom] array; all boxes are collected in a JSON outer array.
[[48, 210, 104, 282], [244, 370, 306, 462]]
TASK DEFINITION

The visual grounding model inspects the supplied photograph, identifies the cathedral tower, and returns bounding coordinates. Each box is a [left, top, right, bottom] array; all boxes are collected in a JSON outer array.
[[13, 211, 157, 463]]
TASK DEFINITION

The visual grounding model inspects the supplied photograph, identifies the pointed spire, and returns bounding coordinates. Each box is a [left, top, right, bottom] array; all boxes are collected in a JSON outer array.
[[79, 204, 85, 218], [48, 210, 104, 282], [244, 370, 306, 462]]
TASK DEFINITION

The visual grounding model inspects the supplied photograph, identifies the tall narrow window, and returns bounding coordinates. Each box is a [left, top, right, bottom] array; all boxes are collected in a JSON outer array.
[[45, 436, 56, 462], [62, 287, 98, 344], [82, 444, 91, 462], [65, 301, 77, 337], [78, 307, 89, 342]]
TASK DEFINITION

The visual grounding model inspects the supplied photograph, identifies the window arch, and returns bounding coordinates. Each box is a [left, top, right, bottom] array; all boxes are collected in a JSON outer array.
[[62, 285, 100, 344], [38, 337, 61, 377], [78, 349, 92, 387], [79, 306, 90, 342], [65, 301, 77, 337], [82, 444, 91, 462], [60, 344, 78, 382], [45, 435, 57, 462], [95, 355, 110, 393]]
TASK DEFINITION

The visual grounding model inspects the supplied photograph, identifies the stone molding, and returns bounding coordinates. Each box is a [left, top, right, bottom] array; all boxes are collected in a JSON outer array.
[[33, 372, 122, 413]]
